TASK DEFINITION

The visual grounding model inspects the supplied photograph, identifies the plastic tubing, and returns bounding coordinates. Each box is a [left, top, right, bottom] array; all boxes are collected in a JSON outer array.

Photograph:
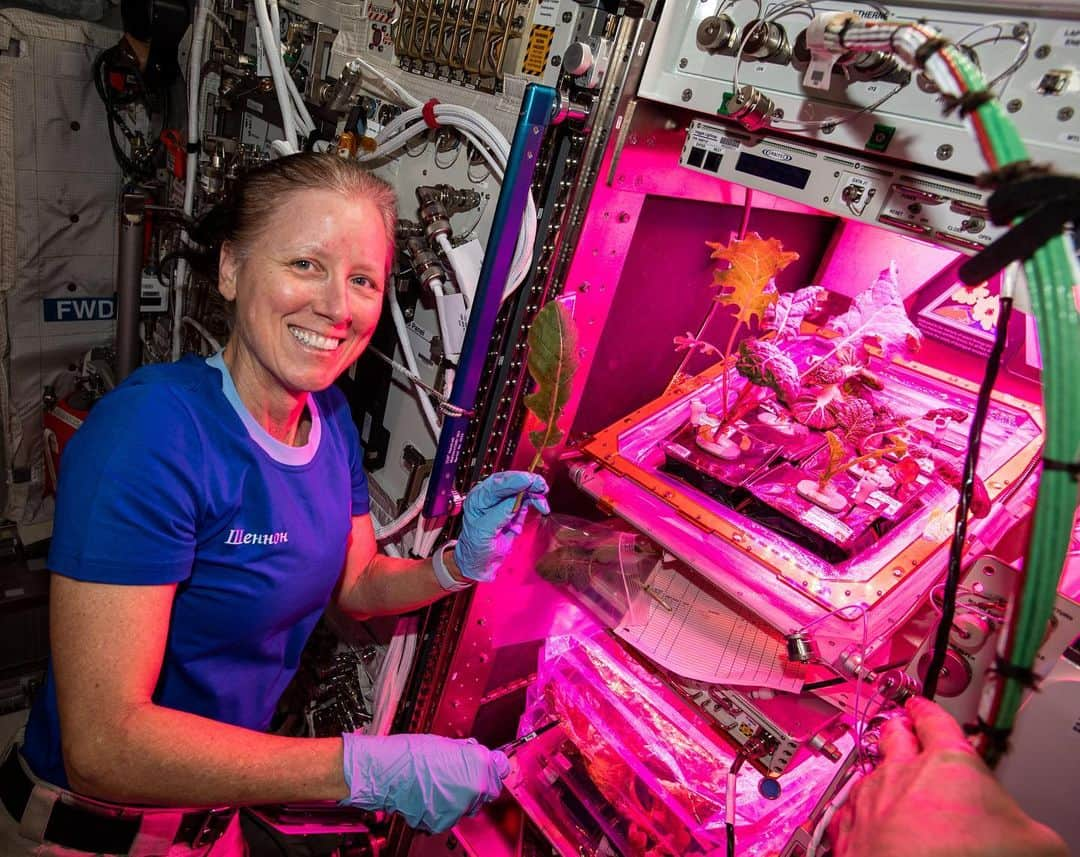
[[387, 286, 442, 438], [286, 67, 314, 135], [373, 479, 428, 540], [435, 233, 472, 308], [173, 0, 210, 360], [826, 14, 1080, 762], [253, 0, 298, 152], [181, 316, 222, 352], [350, 56, 422, 109], [361, 106, 535, 293]]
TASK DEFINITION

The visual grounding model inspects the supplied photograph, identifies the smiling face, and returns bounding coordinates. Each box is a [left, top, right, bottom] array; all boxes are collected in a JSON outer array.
[[218, 188, 390, 409]]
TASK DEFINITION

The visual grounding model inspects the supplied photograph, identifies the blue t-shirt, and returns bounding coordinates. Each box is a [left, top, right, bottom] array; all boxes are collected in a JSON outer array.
[[22, 353, 370, 788]]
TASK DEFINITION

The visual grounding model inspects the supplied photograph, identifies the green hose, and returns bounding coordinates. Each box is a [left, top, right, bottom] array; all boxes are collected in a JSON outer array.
[[946, 48, 1080, 763]]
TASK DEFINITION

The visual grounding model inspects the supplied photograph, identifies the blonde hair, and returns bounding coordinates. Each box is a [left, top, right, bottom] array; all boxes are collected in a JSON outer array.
[[198, 154, 398, 278]]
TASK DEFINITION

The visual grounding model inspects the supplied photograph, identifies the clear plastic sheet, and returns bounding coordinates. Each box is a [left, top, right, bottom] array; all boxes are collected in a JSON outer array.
[[521, 632, 853, 857], [534, 514, 662, 629]]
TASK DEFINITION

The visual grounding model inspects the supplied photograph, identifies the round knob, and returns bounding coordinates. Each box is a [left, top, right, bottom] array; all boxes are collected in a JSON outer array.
[[916, 648, 973, 697], [758, 777, 782, 800], [563, 42, 593, 77], [696, 16, 736, 53], [950, 611, 992, 653]]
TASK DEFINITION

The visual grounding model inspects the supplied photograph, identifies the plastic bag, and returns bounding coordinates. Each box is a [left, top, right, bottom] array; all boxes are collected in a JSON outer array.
[[521, 632, 853, 857], [534, 514, 661, 629]]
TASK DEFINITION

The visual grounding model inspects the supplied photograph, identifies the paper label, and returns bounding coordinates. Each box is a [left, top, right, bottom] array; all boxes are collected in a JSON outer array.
[[802, 504, 853, 541], [803, 52, 838, 90], [1053, 26, 1080, 48]]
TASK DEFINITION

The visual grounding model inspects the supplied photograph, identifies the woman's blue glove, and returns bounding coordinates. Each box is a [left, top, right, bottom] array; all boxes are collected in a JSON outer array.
[[453, 471, 550, 582], [340, 733, 509, 833]]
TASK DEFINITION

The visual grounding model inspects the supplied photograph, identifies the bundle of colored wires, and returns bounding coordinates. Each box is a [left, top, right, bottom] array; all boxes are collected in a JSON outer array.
[[814, 12, 1080, 765]]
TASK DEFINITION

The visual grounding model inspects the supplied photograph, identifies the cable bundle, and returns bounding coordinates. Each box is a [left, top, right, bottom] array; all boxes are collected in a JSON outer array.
[[358, 97, 537, 298], [813, 11, 1080, 766]]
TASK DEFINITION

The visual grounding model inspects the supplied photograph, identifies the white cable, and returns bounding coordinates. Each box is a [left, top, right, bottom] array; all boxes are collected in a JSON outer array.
[[429, 277, 461, 362], [206, 10, 237, 47], [806, 767, 866, 857], [268, 0, 280, 44], [174, 0, 210, 361], [359, 104, 536, 294], [267, 0, 308, 141], [252, 0, 298, 153], [286, 67, 315, 135], [373, 481, 429, 541], [367, 615, 420, 735], [268, 138, 295, 158], [435, 234, 472, 310], [387, 286, 442, 438], [366, 345, 461, 407], [274, 7, 314, 139], [431, 283, 458, 395], [181, 316, 223, 352], [268, 0, 307, 143], [351, 55, 423, 108], [412, 513, 445, 558]]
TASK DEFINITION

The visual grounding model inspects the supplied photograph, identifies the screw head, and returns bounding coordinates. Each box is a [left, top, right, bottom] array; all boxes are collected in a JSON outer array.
[[1058, 106, 1074, 121], [936, 143, 953, 161], [1035, 44, 1051, 59], [681, 88, 693, 102], [679, 57, 688, 69], [550, 55, 561, 67], [1006, 98, 1022, 113], [561, 10, 572, 22]]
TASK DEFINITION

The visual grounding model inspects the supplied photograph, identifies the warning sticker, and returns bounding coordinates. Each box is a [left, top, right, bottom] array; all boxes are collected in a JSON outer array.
[[522, 25, 555, 76]]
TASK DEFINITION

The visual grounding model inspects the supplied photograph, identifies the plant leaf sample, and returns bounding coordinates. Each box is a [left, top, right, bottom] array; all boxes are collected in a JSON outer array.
[[708, 232, 800, 326], [524, 300, 580, 470], [823, 263, 922, 362]]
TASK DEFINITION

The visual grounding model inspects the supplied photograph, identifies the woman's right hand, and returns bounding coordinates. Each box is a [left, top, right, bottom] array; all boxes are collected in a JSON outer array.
[[340, 732, 509, 832]]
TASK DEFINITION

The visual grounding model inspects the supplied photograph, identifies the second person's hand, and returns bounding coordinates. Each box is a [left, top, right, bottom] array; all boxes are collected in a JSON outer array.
[[829, 696, 1068, 857]]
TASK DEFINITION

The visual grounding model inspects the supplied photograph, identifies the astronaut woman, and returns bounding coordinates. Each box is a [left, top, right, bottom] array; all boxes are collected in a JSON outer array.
[[0, 153, 548, 855]]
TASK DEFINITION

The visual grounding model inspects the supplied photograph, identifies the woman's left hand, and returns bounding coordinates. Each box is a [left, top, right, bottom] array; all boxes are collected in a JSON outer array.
[[453, 472, 550, 582]]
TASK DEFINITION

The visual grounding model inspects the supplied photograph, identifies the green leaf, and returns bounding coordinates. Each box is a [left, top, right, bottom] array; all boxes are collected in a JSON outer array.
[[736, 338, 800, 403], [818, 430, 849, 488], [524, 301, 580, 470], [707, 233, 798, 327]]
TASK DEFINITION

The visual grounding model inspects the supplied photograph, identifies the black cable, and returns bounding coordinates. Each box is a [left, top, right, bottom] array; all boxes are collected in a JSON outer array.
[[727, 749, 753, 857], [92, 51, 145, 177], [922, 295, 1014, 699], [156, 251, 186, 288], [802, 676, 847, 692], [92, 43, 169, 179]]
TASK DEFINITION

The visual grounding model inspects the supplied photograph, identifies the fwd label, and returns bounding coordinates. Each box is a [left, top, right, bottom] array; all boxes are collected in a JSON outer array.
[[43, 297, 116, 322]]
